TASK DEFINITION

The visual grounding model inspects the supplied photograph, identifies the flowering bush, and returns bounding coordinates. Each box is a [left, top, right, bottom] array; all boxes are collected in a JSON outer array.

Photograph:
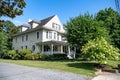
[[81, 37, 120, 64]]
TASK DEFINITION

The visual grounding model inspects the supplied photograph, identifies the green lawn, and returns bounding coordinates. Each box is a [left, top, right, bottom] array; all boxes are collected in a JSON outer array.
[[0, 59, 119, 76]]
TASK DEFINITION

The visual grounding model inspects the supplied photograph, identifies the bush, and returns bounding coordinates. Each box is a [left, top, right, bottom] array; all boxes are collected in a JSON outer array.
[[81, 37, 120, 64], [18, 49, 32, 60], [8, 50, 17, 59], [31, 53, 41, 60], [51, 53, 68, 60], [39, 53, 50, 60], [24, 53, 32, 60]]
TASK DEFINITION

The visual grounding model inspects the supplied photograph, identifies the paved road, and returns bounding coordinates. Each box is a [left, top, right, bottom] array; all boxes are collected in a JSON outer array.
[[0, 62, 91, 80]]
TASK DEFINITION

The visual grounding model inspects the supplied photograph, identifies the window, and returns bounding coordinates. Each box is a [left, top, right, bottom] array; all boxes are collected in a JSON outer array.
[[46, 31, 52, 39], [46, 31, 48, 39], [52, 23, 55, 28], [57, 34, 59, 40], [37, 32, 39, 39], [21, 46, 23, 49], [26, 35, 28, 41], [25, 45, 27, 49], [54, 32, 56, 39], [15, 37, 17, 43], [22, 35, 24, 42], [30, 23, 33, 29], [52, 23, 61, 30], [49, 32, 52, 39], [32, 45, 35, 51]]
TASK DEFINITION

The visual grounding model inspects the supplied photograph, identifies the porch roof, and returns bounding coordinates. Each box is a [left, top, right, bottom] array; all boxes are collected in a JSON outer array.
[[36, 40, 67, 45]]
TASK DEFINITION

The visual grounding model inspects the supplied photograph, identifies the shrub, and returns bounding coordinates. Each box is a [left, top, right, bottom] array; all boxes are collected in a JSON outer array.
[[81, 37, 120, 64], [24, 53, 32, 60], [18, 49, 32, 60], [51, 53, 68, 60], [8, 50, 17, 59], [12, 54, 20, 60], [39, 53, 50, 60], [31, 53, 41, 60]]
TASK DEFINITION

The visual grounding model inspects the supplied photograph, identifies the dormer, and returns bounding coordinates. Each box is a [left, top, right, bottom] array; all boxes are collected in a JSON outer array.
[[28, 20, 41, 29], [19, 24, 29, 32]]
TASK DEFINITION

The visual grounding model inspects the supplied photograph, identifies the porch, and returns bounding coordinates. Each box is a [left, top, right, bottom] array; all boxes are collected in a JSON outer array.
[[36, 40, 76, 59]]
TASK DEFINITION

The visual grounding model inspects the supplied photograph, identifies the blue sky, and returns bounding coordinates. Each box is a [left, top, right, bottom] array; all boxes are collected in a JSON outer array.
[[1, 0, 116, 26]]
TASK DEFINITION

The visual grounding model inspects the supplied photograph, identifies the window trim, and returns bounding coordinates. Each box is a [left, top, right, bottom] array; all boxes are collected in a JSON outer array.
[[25, 45, 27, 49], [37, 31, 39, 39], [22, 35, 24, 42], [54, 32, 56, 39], [21, 46, 23, 49], [15, 37, 17, 43], [26, 35, 28, 41], [32, 45, 35, 51]]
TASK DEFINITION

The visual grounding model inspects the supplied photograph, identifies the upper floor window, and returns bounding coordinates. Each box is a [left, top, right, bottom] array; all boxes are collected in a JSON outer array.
[[54, 32, 56, 39], [57, 34, 59, 40], [46, 31, 48, 39], [46, 31, 52, 39], [52, 23, 61, 30], [30, 23, 33, 29], [26, 35, 28, 41], [37, 32, 39, 39], [22, 35, 24, 42], [49, 32, 52, 39]]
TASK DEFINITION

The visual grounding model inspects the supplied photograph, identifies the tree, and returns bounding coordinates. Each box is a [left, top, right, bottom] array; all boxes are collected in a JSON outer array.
[[0, 0, 25, 58], [0, 0, 26, 18], [65, 13, 110, 48], [3, 20, 19, 50], [0, 31, 8, 58], [96, 7, 120, 49], [81, 37, 120, 64]]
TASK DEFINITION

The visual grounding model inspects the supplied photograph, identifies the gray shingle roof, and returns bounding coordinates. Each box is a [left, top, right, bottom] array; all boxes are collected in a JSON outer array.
[[13, 15, 56, 37]]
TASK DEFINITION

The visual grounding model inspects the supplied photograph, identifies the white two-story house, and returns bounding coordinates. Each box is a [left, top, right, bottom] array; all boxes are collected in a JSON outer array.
[[12, 15, 76, 58]]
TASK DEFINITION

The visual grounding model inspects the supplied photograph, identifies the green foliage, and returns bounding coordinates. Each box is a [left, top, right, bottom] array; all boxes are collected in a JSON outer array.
[[7, 49, 32, 60], [24, 53, 32, 60], [0, 0, 26, 18], [0, 20, 18, 58], [51, 53, 68, 60], [0, 32, 8, 58], [4, 20, 19, 50], [18, 49, 32, 60], [39, 53, 50, 60], [65, 13, 110, 48], [96, 8, 120, 49], [8, 50, 16, 59], [81, 37, 120, 64]]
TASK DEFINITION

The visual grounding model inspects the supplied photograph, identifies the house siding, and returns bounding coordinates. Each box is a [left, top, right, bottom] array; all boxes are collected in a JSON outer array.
[[13, 30, 42, 52], [12, 15, 66, 53]]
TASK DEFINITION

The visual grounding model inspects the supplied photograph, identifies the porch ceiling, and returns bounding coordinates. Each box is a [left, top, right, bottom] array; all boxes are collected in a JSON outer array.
[[36, 40, 67, 45]]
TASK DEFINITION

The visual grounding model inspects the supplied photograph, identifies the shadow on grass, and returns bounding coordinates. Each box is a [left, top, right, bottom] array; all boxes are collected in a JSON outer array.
[[67, 62, 97, 70]]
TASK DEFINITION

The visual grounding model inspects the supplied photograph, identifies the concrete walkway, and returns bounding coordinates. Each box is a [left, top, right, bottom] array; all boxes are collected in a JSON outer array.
[[92, 72, 120, 80], [0, 62, 91, 80]]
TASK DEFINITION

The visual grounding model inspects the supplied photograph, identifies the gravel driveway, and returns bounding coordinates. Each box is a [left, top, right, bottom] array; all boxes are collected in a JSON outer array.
[[0, 62, 92, 80]]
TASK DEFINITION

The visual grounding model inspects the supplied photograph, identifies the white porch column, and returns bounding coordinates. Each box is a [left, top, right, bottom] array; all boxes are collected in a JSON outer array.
[[61, 45, 63, 53], [74, 47, 76, 59], [68, 46, 70, 55], [42, 45, 44, 53], [51, 43, 53, 54]]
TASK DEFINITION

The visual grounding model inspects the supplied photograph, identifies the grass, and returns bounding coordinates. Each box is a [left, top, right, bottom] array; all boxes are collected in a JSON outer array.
[[0, 59, 119, 76]]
